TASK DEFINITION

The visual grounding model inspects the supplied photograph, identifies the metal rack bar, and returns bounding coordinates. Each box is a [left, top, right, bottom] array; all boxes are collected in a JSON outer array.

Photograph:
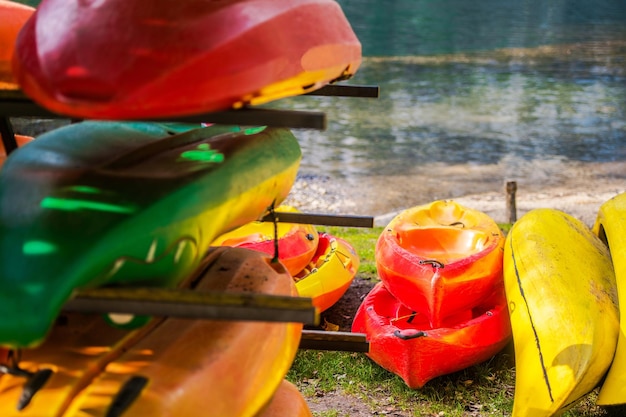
[[149, 107, 327, 130], [0, 84, 379, 130], [0, 99, 327, 131], [299, 330, 369, 352], [64, 287, 319, 326], [0, 117, 17, 155], [261, 211, 374, 228], [306, 84, 379, 98]]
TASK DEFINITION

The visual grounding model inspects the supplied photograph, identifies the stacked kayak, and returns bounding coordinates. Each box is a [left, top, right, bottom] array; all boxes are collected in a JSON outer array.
[[0, 122, 301, 348], [0, 133, 32, 166], [0, 0, 33, 90], [353, 200, 511, 388], [294, 232, 360, 312], [591, 193, 626, 407], [255, 380, 312, 417], [503, 209, 619, 416], [211, 205, 319, 276], [0, 247, 306, 417], [212, 206, 360, 312], [12, 0, 362, 119]]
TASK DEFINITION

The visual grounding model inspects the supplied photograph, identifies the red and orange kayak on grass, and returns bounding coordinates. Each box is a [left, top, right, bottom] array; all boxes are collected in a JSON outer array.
[[376, 200, 504, 328], [0, 0, 34, 90], [352, 282, 511, 389], [13, 0, 362, 119], [0, 247, 303, 417]]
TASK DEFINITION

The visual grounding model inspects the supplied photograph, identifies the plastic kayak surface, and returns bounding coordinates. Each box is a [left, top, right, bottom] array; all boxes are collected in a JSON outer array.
[[13, 0, 362, 119], [211, 205, 319, 276], [593, 192, 626, 406], [255, 380, 312, 417], [0, 133, 32, 166], [352, 282, 511, 389], [0, 122, 301, 348], [376, 200, 504, 328], [0, 0, 33, 89], [295, 232, 359, 312], [504, 209, 619, 417], [0, 247, 303, 417]]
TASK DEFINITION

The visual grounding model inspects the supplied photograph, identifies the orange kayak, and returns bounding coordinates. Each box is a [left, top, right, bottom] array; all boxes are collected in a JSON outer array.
[[255, 380, 312, 417], [0, 247, 303, 417], [376, 200, 504, 328], [13, 0, 361, 119], [0, 0, 34, 90], [0, 133, 32, 166]]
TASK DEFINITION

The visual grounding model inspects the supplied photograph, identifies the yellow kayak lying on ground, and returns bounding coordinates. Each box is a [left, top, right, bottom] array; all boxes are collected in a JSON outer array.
[[504, 208, 619, 417], [0, 247, 302, 417], [593, 192, 626, 406]]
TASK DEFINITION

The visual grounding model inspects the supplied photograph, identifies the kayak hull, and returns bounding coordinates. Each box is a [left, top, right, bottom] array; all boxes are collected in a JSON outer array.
[[376, 200, 504, 328], [211, 205, 319, 276], [352, 282, 511, 389], [504, 209, 619, 417], [0, 123, 301, 348], [255, 380, 312, 417], [0, 247, 302, 417], [295, 232, 359, 312], [0, 0, 34, 89], [593, 192, 626, 406], [13, 0, 361, 119], [0, 134, 32, 166]]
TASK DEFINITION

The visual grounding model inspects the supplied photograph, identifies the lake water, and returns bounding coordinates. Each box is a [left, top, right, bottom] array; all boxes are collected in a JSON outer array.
[[10, 0, 626, 216], [277, 0, 626, 215]]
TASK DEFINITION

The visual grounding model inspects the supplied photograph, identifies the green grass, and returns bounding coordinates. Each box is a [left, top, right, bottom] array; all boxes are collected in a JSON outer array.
[[319, 225, 383, 279], [287, 223, 612, 417]]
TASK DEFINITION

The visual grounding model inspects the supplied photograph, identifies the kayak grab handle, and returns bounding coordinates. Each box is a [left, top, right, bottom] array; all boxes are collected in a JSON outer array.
[[0, 361, 54, 411], [394, 330, 427, 340], [419, 259, 445, 269]]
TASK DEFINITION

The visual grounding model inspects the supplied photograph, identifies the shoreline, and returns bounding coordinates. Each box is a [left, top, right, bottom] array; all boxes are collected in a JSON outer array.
[[284, 173, 625, 228]]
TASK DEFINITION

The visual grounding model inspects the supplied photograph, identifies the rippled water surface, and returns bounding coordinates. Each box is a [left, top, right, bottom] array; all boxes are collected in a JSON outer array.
[[286, 46, 626, 178], [275, 1, 626, 211], [12, 0, 626, 215]]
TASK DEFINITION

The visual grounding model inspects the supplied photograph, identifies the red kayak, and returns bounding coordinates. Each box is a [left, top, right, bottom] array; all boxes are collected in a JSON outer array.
[[352, 282, 511, 389], [376, 200, 505, 328], [211, 206, 319, 277], [13, 0, 362, 119], [0, 0, 34, 90]]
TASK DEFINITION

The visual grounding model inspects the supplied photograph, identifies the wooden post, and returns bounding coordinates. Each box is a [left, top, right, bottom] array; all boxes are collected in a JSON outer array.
[[506, 181, 517, 223]]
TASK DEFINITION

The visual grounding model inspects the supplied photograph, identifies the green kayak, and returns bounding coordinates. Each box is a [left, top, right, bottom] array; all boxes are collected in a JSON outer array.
[[0, 122, 301, 348]]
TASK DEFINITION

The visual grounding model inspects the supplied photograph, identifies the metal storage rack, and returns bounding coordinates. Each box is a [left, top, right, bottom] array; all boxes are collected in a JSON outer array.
[[0, 83, 379, 353]]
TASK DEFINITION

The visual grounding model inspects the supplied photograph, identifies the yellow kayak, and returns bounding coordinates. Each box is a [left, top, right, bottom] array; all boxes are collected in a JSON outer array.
[[0, 247, 302, 417], [593, 192, 626, 406], [294, 232, 359, 312], [504, 209, 619, 416]]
